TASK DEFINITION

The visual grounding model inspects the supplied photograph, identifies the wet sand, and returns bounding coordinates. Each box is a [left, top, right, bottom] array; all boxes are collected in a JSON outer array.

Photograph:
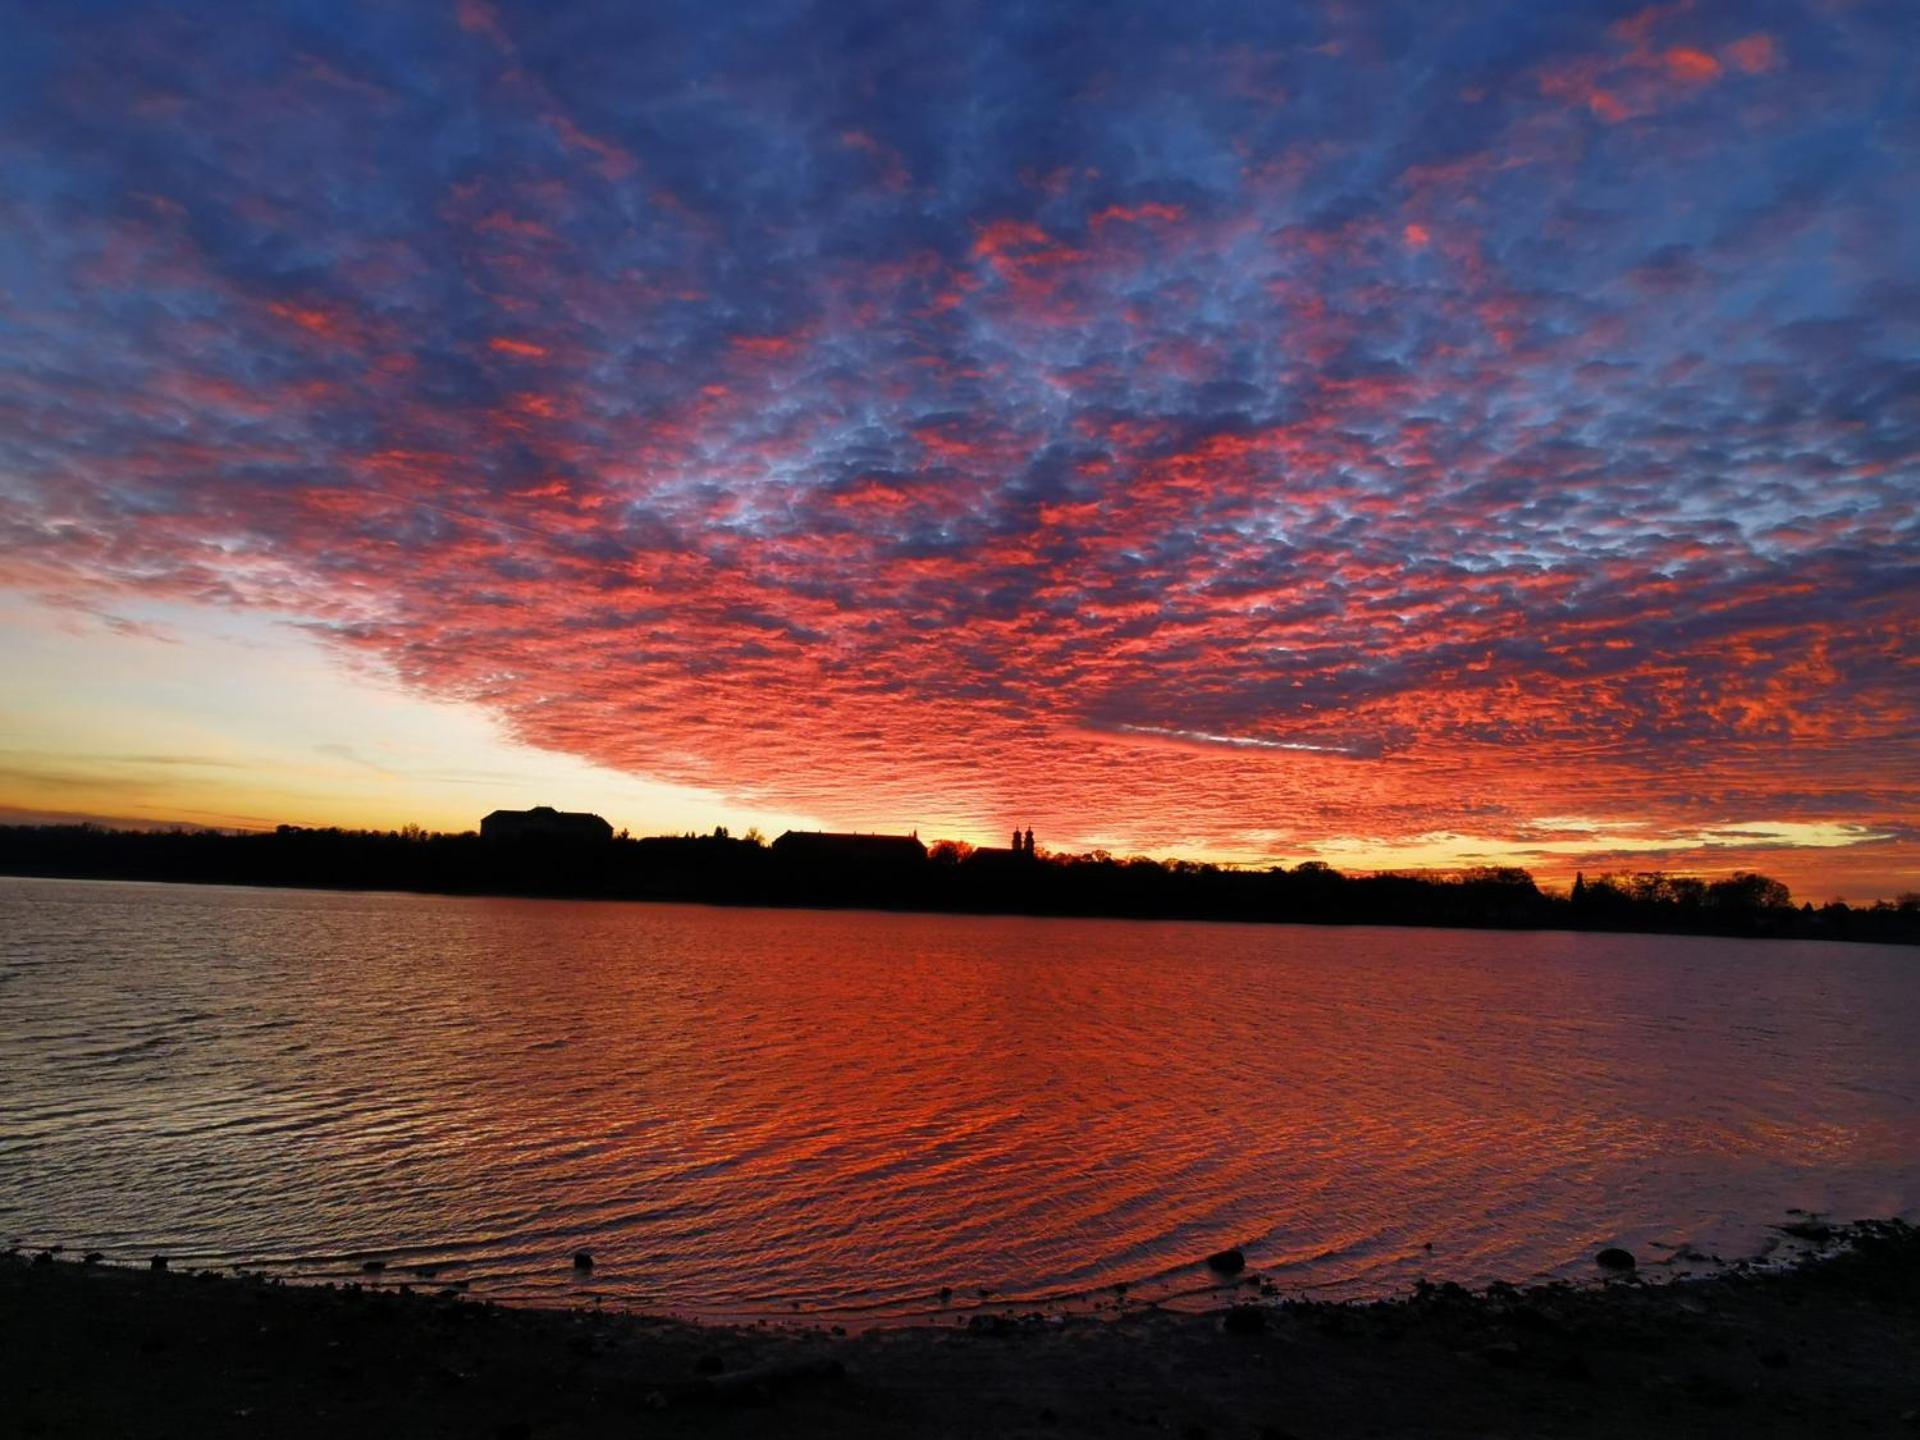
[[6, 1221, 1917, 1438]]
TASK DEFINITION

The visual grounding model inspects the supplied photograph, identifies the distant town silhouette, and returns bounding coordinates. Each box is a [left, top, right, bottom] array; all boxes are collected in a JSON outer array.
[[2, 808, 1914, 947]]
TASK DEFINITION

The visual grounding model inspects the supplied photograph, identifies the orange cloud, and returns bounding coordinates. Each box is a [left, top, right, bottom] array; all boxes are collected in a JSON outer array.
[[1664, 47, 1722, 84], [1588, 89, 1629, 123], [267, 301, 351, 342], [488, 337, 549, 359]]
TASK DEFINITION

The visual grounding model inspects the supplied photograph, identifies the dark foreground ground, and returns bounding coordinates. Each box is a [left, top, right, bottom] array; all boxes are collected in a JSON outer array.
[[6, 1222, 1918, 1439]]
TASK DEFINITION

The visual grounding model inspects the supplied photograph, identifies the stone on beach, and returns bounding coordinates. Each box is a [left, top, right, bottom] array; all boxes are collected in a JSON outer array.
[[1596, 1247, 1636, 1271]]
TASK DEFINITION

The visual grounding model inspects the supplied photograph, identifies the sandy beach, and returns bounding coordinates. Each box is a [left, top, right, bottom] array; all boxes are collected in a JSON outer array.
[[6, 1220, 1916, 1438]]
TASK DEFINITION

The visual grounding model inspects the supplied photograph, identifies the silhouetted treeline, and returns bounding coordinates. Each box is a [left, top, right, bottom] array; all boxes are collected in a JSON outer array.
[[1, 824, 1916, 946]]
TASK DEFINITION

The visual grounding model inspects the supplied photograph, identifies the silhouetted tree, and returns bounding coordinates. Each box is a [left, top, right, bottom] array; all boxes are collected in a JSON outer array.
[[1463, 866, 1538, 891], [1707, 871, 1792, 912]]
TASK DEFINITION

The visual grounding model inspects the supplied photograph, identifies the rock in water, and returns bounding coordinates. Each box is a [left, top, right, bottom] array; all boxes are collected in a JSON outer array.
[[1596, 1247, 1636, 1272], [1206, 1247, 1247, 1276], [361, 1259, 387, 1273], [149, 1255, 169, 1272], [572, 1250, 594, 1271]]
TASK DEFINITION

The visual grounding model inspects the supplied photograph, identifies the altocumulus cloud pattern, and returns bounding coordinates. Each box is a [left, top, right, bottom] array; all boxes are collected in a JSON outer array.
[[0, 1, 1915, 880]]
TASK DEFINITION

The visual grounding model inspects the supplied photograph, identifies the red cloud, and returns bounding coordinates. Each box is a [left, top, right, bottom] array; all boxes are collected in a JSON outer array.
[[1090, 202, 1185, 228], [1, 0, 1912, 905], [267, 301, 353, 342], [730, 333, 802, 359], [454, 0, 513, 53], [1664, 47, 1721, 83], [1724, 33, 1777, 74]]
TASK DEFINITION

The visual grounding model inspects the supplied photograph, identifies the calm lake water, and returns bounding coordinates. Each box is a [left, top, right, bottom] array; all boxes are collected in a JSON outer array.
[[1, 876, 1914, 1322]]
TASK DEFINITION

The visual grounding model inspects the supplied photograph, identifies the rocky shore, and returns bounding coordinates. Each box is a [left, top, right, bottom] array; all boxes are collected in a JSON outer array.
[[6, 1221, 1917, 1438]]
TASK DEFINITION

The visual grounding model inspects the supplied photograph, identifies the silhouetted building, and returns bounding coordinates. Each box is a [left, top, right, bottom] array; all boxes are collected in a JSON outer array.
[[480, 806, 613, 844], [970, 826, 1038, 867], [771, 830, 927, 866]]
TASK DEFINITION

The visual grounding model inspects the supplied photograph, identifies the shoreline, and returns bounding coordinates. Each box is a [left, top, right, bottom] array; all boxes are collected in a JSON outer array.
[[2, 1207, 1894, 1331], [5, 867, 1914, 950], [7, 1219, 1916, 1437]]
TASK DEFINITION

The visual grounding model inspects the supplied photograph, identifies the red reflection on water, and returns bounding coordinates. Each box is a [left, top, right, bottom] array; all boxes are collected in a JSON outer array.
[[1, 880, 1915, 1320]]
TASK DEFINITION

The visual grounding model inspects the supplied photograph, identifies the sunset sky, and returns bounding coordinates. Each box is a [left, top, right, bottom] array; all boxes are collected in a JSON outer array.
[[1, 1, 1915, 900]]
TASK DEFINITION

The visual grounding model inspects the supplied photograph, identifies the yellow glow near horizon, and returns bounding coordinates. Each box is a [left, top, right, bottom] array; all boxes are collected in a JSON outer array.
[[0, 595, 818, 838]]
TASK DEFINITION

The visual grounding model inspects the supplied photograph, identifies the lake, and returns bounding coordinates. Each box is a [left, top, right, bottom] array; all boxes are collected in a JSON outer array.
[[1, 876, 1913, 1322]]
